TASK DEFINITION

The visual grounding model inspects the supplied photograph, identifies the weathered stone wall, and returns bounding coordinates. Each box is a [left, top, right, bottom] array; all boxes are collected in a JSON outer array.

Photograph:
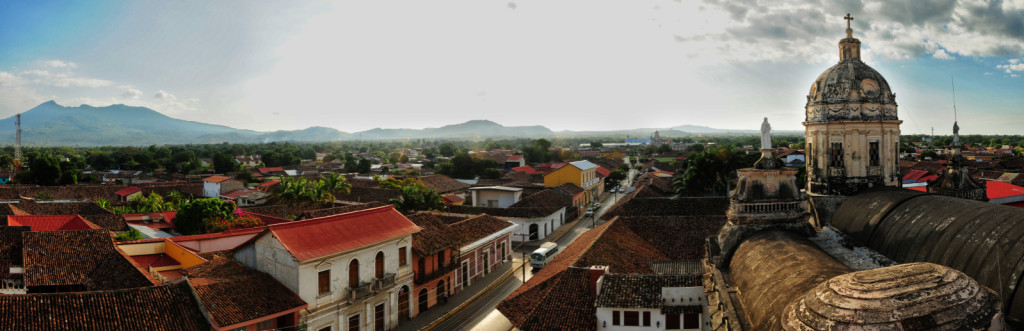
[[807, 195, 847, 227]]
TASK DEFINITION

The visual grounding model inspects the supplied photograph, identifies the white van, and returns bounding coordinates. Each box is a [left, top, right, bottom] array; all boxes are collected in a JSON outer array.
[[530, 242, 559, 269]]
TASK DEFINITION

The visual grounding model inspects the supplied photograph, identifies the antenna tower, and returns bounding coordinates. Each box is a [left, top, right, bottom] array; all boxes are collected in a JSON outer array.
[[14, 114, 22, 162]]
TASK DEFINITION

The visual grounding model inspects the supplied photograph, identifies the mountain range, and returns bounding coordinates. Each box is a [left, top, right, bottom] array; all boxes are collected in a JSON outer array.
[[0, 101, 798, 146]]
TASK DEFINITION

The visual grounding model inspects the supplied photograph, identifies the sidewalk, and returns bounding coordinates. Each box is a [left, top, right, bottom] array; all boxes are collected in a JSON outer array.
[[396, 259, 519, 331]]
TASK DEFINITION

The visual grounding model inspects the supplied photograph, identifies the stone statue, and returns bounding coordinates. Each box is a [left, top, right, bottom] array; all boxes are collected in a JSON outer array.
[[761, 117, 772, 150], [952, 121, 960, 146]]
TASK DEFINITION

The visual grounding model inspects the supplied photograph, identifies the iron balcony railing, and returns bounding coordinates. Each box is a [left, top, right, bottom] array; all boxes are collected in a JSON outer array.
[[414, 263, 459, 285]]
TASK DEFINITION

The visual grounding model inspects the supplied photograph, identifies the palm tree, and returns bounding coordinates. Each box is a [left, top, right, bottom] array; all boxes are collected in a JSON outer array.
[[273, 177, 311, 218], [320, 173, 352, 207]]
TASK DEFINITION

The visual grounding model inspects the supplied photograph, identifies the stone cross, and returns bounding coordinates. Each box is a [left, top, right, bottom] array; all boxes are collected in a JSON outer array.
[[844, 13, 853, 29], [760, 117, 771, 150]]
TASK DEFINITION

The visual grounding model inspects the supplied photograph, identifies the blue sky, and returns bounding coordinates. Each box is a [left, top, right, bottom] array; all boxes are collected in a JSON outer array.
[[1, 0, 1022, 135]]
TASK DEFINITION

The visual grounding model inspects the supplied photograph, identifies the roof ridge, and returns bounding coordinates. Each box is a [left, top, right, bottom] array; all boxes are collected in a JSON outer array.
[[270, 204, 394, 230]]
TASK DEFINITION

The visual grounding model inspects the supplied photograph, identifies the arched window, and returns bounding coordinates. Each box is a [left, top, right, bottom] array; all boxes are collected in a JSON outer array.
[[529, 224, 539, 240], [349, 259, 360, 289], [375, 251, 385, 278]]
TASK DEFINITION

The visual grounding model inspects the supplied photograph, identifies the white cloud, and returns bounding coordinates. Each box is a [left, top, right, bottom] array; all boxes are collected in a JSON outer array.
[[41, 60, 77, 69], [121, 88, 143, 99], [933, 49, 954, 59], [998, 58, 1024, 73], [153, 89, 176, 100]]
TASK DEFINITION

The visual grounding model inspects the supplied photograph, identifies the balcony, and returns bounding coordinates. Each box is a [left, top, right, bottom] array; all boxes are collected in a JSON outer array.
[[349, 283, 373, 301], [374, 273, 397, 290], [414, 263, 459, 285]]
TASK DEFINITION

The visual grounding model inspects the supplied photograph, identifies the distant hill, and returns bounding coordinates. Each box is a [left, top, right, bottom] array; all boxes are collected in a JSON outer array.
[[354, 120, 553, 140], [0, 101, 788, 146]]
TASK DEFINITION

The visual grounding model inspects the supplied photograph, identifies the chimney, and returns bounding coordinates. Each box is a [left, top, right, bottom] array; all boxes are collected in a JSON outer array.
[[588, 265, 608, 296]]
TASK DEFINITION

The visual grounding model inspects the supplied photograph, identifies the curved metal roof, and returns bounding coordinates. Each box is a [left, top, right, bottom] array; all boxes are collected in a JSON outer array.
[[831, 189, 1024, 323]]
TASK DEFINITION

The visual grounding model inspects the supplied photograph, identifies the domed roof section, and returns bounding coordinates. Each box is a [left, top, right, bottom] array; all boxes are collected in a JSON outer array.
[[805, 15, 897, 108], [807, 60, 896, 106], [783, 262, 1003, 329]]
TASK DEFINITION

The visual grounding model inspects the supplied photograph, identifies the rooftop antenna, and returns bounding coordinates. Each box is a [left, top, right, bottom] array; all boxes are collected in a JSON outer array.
[[951, 76, 958, 122], [14, 113, 22, 163]]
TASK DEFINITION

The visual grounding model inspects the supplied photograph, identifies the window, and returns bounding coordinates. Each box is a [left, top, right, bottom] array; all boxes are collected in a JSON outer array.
[[623, 311, 640, 326], [318, 270, 330, 295], [399, 247, 407, 266], [257, 319, 275, 330], [830, 142, 844, 167], [612, 311, 620, 326], [683, 312, 700, 329], [349, 259, 360, 289], [642, 311, 651, 326], [317, 326, 332, 331], [807, 143, 812, 166], [666, 313, 681, 329], [348, 314, 360, 331], [869, 141, 880, 167], [375, 251, 385, 279]]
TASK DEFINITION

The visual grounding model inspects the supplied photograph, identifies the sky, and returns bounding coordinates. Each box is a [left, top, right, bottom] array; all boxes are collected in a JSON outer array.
[[1, 0, 1022, 135]]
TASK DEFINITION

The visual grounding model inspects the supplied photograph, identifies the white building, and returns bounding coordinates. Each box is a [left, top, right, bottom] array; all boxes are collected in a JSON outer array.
[[468, 186, 523, 208], [594, 268, 709, 331], [234, 205, 422, 331]]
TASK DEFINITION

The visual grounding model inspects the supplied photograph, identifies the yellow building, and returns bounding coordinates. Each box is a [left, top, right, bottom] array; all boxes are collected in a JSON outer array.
[[544, 160, 603, 204]]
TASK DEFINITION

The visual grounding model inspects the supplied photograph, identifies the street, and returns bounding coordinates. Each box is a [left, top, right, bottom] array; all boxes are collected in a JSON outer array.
[[426, 177, 628, 331]]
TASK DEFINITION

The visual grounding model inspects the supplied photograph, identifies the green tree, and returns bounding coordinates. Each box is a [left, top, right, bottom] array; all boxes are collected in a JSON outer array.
[[657, 144, 673, 154], [390, 185, 441, 214], [605, 169, 627, 189], [30, 154, 62, 186], [357, 159, 372, 174], [175, 198, 236, 235], [114, 228, 144, 241], [319, 173, 352, 207], [438, 143, 458, 157], [213, 153, 236, 174], [590, 142, 603, 148]]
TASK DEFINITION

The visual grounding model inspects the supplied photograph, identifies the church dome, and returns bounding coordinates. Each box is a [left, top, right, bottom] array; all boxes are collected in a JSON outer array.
[[804, 15, 899, 123], [783, 262, 1003, 330], [807, 60, 895, 106]]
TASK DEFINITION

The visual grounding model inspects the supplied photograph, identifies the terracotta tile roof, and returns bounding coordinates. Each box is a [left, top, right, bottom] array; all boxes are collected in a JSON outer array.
[[595, 274, 702, 308], [335, 186, 402, 204], [266, 205, 421, 261], [406, 213, 463, 255], [554, 183, 584, 196], [22, 229, 157, 290], [0, 226, 30, 278], [572, 219, 669, 274], [13, 201, 112, 216], [595, 166, 611, 178], [507, 155, 524, 161], [419, 175, 471, 194], [6, 215, 101, 231], [619, 215, 726, 260], [299, 202, 387, 220], [0, 280, 210, 330], [602, 197, 728, 220], [442, 194, 465, 204], [508, 188, 572, 214], [81, 214, 129, 231], [449, 214, 515, 244], [203, 175, 235, 183], [258, 179, 281, 188], [220, 188, 256, 199], [510, 166, 537, 174], [182, 257, 307, 328], [114, 186, 142, 196]]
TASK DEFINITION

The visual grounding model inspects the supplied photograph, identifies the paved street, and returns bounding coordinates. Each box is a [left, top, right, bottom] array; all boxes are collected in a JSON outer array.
[[425, 185, 625, 331]]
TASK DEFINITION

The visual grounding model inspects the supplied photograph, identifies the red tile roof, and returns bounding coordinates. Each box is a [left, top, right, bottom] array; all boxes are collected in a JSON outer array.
[[442, 193, 465, 204], [510, 166, 537, 174], [259, 179, 281, 188], [507, 155, 524, 161], [902, 169, 929, 181], [266, 205, 421, 261], [114, 186, 142, 196], [988, 180, 1024, 200], [907, 186, 927, 192], [0, 226, 29, 278], [6, 215, 101, 231], [203, 175, 234, 183], [182, 257, 307, 329], [419, 175, 471, 194], [257, 167, 285, 175], [595, 166, 611, 177], [0, 281, 210, 330], [221, 188, 256, 199]]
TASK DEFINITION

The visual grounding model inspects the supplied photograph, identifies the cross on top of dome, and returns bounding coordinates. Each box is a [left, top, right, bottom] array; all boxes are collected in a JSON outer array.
[[844, 13, 854, 37]]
